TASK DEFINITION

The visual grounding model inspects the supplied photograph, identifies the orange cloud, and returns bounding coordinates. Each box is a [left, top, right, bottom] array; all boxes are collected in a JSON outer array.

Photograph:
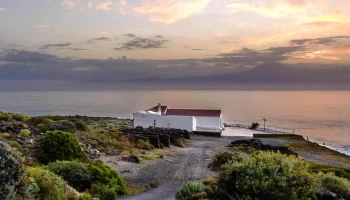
[[0, 7, 6, 11], [96, 1, 112, 11], [61, 0, 76, 10], [294, 48, 350, 61], [227, 0, 314, 17], [34, 24, 50, 29], [133, 0, 211, 24]]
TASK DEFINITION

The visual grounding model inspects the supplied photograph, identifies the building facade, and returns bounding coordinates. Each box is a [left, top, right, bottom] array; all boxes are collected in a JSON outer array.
[[133, 103, 222, 132]]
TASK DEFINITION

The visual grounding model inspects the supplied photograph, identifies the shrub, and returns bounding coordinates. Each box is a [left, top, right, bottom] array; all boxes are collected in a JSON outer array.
[[309, 162, 350, 180], [0, 141, 26, 199], [7, 140, 22, 149], [37, 130, 87, 164], [210, 151, 242, 171], [88, 160, 128, 196], [318, 173, 350, 197], [175, 181, 206, 200], [46, 161, 93, 192], [70, 119, 89, 131], [250, 122, 259, 129], [11, 113, 26, 121], [218, 151, 318, 200], [91, 183, 116, 200], [37, 123, 49, 132], [19, 129, 31, 137], [0, 111, 12, 121], [175, 139, 184, 147], [48, 120, 77, 133], [26, 116, 53, 126], [29, 167, 67, 200], [136, 139, 152, 150]]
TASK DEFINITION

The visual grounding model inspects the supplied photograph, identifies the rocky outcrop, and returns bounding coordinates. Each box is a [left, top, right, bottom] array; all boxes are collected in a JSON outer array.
[[229, 139, 298, 157]]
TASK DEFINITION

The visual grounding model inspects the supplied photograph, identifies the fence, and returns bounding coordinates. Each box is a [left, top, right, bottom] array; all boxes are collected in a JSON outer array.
[[229, 120, 295, 135]]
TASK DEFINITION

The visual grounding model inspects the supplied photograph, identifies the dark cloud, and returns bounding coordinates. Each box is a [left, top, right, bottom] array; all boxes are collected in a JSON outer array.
[[290, 36, 350, 46], [114, 36, 169, 50], [40, 43, 71, 49], [88, 37, 110, 43], [155, 35, 163, 38], [0, 49, 60, 63], [192, 49, 206, 51], [126, 33, 136, 38], [69, 48, 88, 51]]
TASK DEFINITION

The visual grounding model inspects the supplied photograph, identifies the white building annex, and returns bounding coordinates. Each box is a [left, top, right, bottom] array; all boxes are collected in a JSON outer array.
[[133, 103, 223, 132]]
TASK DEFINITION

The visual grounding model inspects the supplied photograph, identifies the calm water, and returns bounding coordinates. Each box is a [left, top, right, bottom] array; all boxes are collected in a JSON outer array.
[[0, 90, 349, 149]]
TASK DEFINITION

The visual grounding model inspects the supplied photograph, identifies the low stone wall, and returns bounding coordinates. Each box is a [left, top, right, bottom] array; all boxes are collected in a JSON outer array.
[[229, 138, 298, 157], [253, 133, 304, 140], [193, 131, 221, 137]]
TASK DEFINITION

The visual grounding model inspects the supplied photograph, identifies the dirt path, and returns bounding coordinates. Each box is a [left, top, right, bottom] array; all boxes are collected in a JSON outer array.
[[101, 135, 248, 200]]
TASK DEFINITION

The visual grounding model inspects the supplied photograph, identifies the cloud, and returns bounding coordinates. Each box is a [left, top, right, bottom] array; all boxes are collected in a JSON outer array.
[[0, 50, 60, 63], [192, 49, 206, 51], [290, 36, 350, 46], [71, 66, 99, 71], [155, 35, 163, 38], [96, 1, 112, 11], [61, 0, 76, 9], [87, 2, 93, 8], [227, 0, 313, 17], [133, 0, 211, 24], [69, 48, 87, 51], [100, 31, 109, 35], [0, 7, 6, 11], [126, 33, 136, 38], [34, 24, 50, 29], [88, 37, 110, 43], [41, 43, 71, 49], [114, 36, 169, 50]]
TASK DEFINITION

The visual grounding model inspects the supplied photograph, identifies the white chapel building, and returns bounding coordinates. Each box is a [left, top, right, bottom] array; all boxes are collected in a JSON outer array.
[[133, 103, 223, 132]]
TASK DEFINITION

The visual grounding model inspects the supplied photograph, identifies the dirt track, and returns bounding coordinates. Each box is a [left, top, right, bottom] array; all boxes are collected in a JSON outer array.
[[101, 135, 246, 200]]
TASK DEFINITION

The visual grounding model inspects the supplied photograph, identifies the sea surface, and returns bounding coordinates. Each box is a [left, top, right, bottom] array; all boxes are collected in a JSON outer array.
[[0, 90, 349, 154]]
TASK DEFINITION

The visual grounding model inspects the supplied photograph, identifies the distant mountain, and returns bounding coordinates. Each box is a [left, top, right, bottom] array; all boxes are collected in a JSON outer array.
[[126, 62, 350, 85]]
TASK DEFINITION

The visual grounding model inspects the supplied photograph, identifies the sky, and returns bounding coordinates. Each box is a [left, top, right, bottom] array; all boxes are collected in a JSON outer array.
[[0, 0, 350, 86]]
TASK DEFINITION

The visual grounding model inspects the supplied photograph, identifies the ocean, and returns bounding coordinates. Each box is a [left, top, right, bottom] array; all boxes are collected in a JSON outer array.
[[0, 90, 349, 154]]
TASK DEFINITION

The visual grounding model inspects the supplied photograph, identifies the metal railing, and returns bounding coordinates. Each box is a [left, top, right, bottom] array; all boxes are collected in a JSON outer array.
[[229, 120, 295, 135]]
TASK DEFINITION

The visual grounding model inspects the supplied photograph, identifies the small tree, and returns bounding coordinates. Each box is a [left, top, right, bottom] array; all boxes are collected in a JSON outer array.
[[0, 141, 25, 199], [37, 130, 87, 164], [250, 122, 259, 129]]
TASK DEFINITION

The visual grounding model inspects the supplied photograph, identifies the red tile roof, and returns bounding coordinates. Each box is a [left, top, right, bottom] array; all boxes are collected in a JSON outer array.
[[147, 105, 168, 114], [165, 109, 221, 117]]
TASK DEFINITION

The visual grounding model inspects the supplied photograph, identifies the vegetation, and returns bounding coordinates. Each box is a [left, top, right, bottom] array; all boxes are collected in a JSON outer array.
[[209, 151, 241, 171], [175, 181, 206, 200], [19, 129, 31, 137], [0, 141, 26, 199], [136, 139, 152, 150], [177, 151, 350, 200], [309, 162, 350, 179], [11, 113, 26, 121], [29, 167, 67, 200], [71, 119, 89, 131], [250, 122, 259, 129], [37, 130, 87, 164], [175, 139, 184, 147], [48, 120, 77, 133], [46, 161, 92, 192], [0, 111, 12, 121]]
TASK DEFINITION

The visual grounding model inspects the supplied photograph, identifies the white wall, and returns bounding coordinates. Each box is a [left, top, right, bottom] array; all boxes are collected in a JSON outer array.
[[133, 113, 195, 131], [195, 116, 221, 130]]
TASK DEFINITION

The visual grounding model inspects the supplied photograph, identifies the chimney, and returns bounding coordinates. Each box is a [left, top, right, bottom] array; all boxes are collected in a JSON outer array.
[[158, 103, 161, 115]]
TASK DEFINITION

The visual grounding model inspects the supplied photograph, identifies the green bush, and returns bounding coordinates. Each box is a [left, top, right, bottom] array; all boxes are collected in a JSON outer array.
[[318, 173, 350, 197], [11, 113, 26, 121], [88, 160, 128, 196], [70, 119, 89, 131], [309, 162, 350, 180], [7, 140, 22, 149], [0, 141, 26, 199], [48, 120, 77, 133], [46, 161, 93, 192], [210, 151, 242, 171], [91, 183, 116, 200], [29, 167, 67, 200], [19, 129, 31, 137], [0, 111, 12, 121], [37, 123, 49, 132], [175, 181, 206, 200], [37, 130, 87, 164], [26, 116, 53, 126], [218, 151, 319, 200]]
